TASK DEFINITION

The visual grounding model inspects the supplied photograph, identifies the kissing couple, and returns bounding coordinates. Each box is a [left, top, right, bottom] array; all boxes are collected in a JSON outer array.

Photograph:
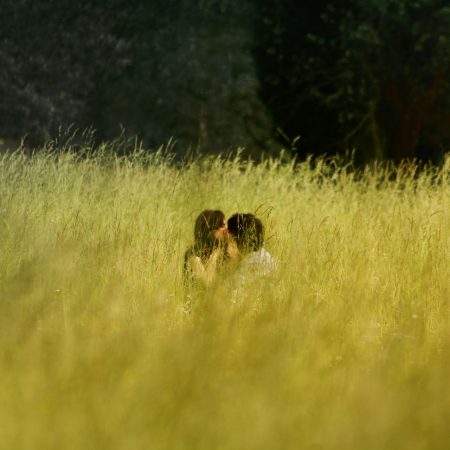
[[184, 210, 277, 288]]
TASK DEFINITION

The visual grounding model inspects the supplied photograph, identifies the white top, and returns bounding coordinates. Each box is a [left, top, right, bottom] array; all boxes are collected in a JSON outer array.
[[239, 246, 277, 277], [232, 246, 277, 301]]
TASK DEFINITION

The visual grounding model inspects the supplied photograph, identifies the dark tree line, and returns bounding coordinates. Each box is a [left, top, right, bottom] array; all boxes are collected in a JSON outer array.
[[1, 0, 449, 163], [256, 0, 450, 163]]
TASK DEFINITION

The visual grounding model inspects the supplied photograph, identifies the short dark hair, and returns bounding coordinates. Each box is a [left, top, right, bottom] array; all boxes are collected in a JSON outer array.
[[227, 213, 264, 252]]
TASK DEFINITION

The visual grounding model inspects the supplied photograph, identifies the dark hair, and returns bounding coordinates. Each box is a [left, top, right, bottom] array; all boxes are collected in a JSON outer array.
[[184, 210, 226, 276], [193, 210, 226, 252], [227, 213, 264, 252]]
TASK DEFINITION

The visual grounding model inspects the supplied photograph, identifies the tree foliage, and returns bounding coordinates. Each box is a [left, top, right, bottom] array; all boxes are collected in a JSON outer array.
[[306, 0, 450, 162], [94, 0, 276, 153], [0, 0, 275, 155], [1, 0, 449, 162], [0, 0, 125, 144], [255, 0, 450, 163]]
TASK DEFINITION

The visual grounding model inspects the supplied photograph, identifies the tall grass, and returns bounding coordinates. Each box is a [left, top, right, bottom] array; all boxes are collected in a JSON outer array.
[[0, 146, 449, 450]]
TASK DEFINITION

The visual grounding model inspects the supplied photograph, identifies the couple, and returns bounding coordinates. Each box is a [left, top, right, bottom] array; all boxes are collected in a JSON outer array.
[[184, 209, 276, 289]]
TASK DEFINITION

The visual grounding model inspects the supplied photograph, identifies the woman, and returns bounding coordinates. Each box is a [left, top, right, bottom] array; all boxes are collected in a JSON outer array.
[[184, 209, 229, 286]]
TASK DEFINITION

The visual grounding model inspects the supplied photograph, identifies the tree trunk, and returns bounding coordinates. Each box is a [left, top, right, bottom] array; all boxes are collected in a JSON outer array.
[[384, 69, 447, 163]]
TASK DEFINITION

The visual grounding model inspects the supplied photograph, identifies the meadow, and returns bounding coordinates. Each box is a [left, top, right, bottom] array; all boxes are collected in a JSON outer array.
[[0, 144, 449, 450]]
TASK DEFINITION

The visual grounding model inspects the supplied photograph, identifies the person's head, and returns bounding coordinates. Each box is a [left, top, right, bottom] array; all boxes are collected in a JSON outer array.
[[193, 210, 228, 256], [227, 213, 264, 253]]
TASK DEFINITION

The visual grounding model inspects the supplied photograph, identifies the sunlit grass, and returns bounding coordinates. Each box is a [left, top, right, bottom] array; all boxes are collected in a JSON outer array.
[[0, 145, 449, 450]]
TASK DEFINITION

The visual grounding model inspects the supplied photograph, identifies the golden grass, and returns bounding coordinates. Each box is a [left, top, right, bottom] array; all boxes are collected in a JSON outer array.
[[0, 146, 449, 450]]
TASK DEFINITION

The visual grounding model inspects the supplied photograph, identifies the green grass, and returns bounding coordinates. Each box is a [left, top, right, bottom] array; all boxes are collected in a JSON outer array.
[[0, 146, 449, 450]]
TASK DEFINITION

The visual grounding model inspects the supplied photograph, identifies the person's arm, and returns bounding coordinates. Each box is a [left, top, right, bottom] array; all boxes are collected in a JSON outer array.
[[191, 249, 221, 286], [203, 248, 221, 285]]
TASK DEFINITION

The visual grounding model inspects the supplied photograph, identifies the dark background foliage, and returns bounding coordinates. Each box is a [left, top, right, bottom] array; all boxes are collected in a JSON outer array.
[[1, 0, 449, 163]]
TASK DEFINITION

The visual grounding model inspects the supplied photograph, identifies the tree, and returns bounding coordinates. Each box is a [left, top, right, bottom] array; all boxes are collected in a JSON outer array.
[[254, 0, 338, 157], [307, 0, 450, 163], [93, 0, 277, 155], [0, 0, 126, 145], [1, 0, 278, 156]]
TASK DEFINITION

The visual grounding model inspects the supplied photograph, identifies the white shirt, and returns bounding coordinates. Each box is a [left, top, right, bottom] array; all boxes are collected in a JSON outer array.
[[239, 246, 277, 277], [232, 246, 277, 301]]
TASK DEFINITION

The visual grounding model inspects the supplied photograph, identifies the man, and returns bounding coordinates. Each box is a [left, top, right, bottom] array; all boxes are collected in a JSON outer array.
[[227, 213, 277, 294]]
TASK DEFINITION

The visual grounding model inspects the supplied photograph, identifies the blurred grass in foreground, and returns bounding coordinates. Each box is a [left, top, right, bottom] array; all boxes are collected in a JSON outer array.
[[0, 145, 449, 450]]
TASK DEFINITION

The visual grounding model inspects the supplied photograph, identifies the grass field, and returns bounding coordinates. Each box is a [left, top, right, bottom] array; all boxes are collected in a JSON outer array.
[[0, 146, 449, 450]]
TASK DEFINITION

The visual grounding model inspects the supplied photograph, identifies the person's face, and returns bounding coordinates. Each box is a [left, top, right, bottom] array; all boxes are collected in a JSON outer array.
[[226, 238, 239, 259], [213, 221, 229, 241]]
